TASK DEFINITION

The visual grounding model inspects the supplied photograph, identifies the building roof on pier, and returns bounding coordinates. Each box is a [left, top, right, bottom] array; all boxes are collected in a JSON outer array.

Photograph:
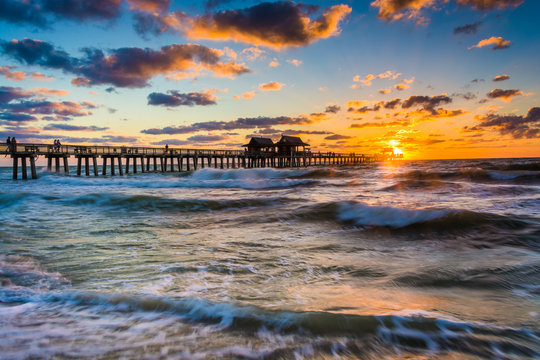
[[243, 137, 275, 147], [276, 135, 309, 147]]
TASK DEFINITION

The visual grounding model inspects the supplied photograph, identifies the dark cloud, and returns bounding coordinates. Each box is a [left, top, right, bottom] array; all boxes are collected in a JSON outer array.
[[493, 74, 510, 82], [147, 90, 217, 107], [137, 2, 351, 49], [0, 86, 33, 104], [1, 39, 251, 88], [401, 94, 452, 113], [347, 103, 381, 114], [41, 0, 122, 21], [452, 92, 477, 100], [0, 0, 47, 27], [486, 88, 523, 101], [324, 105, 341, 113], [465, 107, 540, 139], [471, 78, 484, 83], [105, 87, 117, 93], [453, 22, 482, 35], [0, 112, 38, 123], [325, 134, 352, 140], [43, 124, 108, 131], [141, 116, 315, 135], [384, 98, 401, 109], [1, 39, 75, 70], [0, 0, 122, 27]]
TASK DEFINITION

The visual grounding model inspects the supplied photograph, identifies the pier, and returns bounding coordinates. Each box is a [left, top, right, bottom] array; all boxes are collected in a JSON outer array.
[[1, 139, 401, 180]]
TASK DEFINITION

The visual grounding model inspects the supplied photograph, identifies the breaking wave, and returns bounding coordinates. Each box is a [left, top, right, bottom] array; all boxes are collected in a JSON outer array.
[[1, 290, 537, 359]]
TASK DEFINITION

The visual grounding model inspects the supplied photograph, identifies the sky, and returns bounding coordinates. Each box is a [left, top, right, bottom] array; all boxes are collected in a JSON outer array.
[[0, 0, 539, 160]]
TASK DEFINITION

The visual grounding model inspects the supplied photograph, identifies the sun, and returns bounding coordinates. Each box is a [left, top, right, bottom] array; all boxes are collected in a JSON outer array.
[[389, 140, 403, 155]]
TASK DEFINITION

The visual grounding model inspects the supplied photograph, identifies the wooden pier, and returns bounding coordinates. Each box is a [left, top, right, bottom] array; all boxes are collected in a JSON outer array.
[[1, 142, 401, 180]]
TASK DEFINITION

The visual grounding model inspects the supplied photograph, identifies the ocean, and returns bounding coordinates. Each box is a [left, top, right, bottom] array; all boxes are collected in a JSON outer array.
[[0, 158, 538, 359]]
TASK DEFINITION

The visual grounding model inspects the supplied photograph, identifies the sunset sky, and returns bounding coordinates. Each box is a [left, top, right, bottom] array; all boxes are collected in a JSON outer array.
[[0, 0, 539, 159]]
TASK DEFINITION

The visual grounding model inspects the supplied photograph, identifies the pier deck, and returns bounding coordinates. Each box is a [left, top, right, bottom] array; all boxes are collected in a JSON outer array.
[[1, 143, 400, 180]]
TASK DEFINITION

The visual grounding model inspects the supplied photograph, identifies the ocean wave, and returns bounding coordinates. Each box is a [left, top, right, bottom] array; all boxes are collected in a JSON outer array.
[[394, 168, 540, 184], [4, 291, 537, 359], [0, 255, 70, 303], [39, 168, 319, 189], [292, 201, 529, 231], [392, 264, 540, 290], [54, 193, 293, 212]]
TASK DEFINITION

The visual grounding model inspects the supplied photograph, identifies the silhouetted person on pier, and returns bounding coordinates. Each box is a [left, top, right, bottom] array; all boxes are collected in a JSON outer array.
[[57, 139, 61, 152], [53, 139, 58, 152], [165, 144, 169, 154], [6, 137, 11, 152], [11, 137, 16, 153]]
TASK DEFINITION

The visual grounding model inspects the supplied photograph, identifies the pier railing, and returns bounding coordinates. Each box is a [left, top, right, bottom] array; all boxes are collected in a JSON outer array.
[[0, 143, 246, 156]]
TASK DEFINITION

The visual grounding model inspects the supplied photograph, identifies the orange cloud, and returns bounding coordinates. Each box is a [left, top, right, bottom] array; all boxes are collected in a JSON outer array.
[[372, 0, 523, 22], [168, 3, 352, 49], [468, 36, 511, 50], [0, 65, 26, 81], [269, 60, 280, 67], [126, 0, 170, 12], [379, 89, 391, 94], [395, 83, 409, 91], [259, 81, 285, 91], [30, 88, 69, 97], [31, 72, 54, 81]]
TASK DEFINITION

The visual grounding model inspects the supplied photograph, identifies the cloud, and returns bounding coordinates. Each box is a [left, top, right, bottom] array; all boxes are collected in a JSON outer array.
[[486, 88, 523, 102], [31, 72, 54, 81], [233, 91, 256, 100], [325, 105, 341, 113], [1, 38, 251, 88], [259, 81, 285, 91], [242, 47, 265, 60], [0, 0, 124, 27], [126, 0, 169, 12], [147, 90, 217, 106], [493, 74, 510, 82], [141, 115, 318, 135], [468, 36, 511, 50], [140, 2, 352, 49], [453, 21, 482, 35], [350, 120, 411, 129], [30, 87, 69, 97], [43, 123, 108, 131], [371, 0, 522, 22], [401, 94, 451, 112], [394, 83, 409, 91], [287, 59, 303, 67], [0, 85, 96, 123], [325, 134, 352, 140], [0, 86, 33, 104], [379, 89, 391, 94], [465, 107, 539, 139], [0, 65, 26, 81], [269, 60, 280, 67], [354, 70, 399, 86]]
